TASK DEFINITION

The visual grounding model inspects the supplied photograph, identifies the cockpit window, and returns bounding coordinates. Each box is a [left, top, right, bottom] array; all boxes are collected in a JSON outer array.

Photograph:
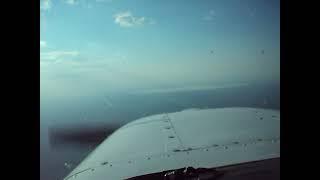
[[40, 1, 279, 180]]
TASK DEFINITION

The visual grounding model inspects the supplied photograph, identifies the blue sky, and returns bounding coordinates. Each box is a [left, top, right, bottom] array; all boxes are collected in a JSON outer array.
[[40, 0, 280, 98]]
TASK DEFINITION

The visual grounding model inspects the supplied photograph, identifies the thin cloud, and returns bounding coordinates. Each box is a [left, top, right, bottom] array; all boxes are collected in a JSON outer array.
[[40, 0, 52, 11], [113, 11, 153, 27], [65, 0, 78, 5], [40, 41, 47, 48], [249, 8, 257, 17], [63, 0, 112, 8], [96, 0, 113, 2], [203, 10, 215, 21], [40, 51, 79, 61]]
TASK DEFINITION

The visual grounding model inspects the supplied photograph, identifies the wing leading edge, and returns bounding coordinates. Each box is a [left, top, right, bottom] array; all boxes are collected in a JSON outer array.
[[64, 107, 280, 180]]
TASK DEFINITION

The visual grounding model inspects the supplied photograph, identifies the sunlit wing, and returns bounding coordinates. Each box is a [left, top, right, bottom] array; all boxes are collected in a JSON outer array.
[[64, 107, 280, 180]]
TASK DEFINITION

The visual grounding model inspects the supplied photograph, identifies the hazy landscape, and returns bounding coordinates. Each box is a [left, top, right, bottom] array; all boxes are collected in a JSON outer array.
[[40, 82, 279, 180]]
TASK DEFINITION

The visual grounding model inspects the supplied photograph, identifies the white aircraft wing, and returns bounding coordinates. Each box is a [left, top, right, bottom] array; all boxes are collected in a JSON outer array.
[[64, 107, 280, 180]]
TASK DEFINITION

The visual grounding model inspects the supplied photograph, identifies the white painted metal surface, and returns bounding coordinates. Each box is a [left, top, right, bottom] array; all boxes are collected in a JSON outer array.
[[64, 107, 280, 180]]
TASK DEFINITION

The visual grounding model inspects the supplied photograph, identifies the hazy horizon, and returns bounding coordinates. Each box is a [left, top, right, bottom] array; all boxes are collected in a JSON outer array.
[[41, 0, 279, 99]]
